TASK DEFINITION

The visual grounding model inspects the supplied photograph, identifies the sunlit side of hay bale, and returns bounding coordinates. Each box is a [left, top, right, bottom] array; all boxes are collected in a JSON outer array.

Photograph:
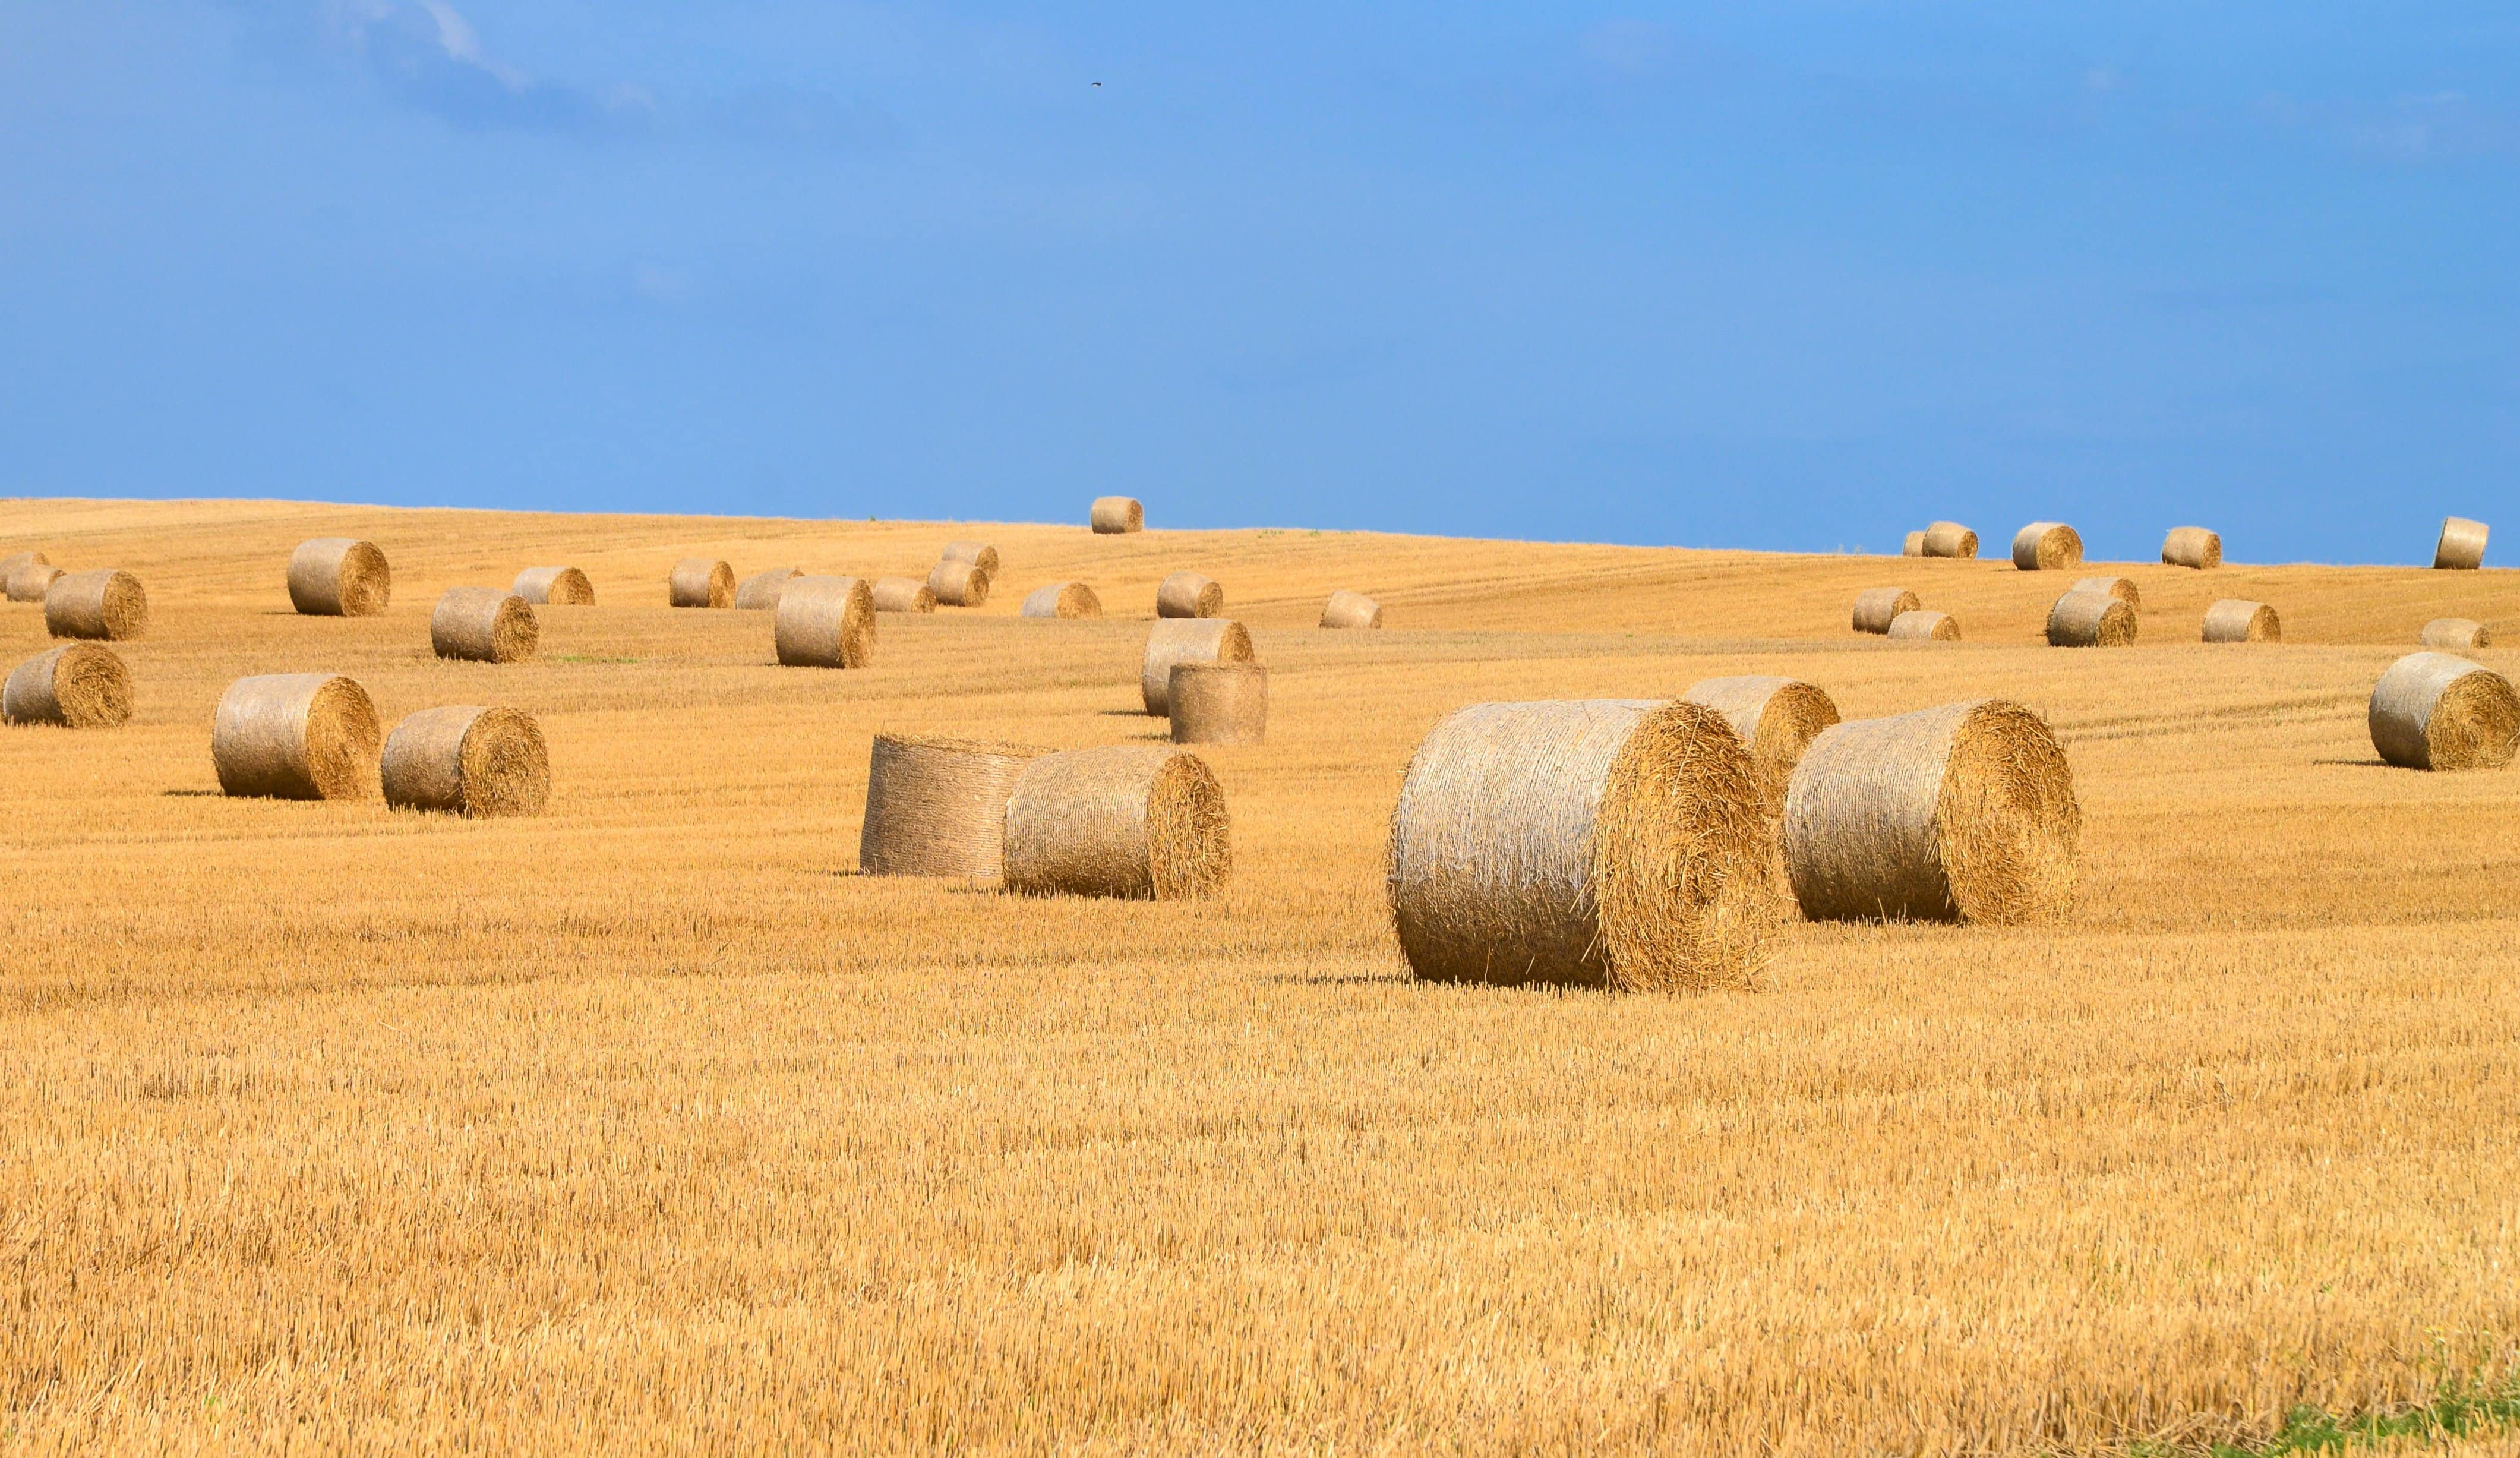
[[2420, 618, 2490, 651], [2046, 589, 2136, 648], [1922, 522, 1979, 558], [2202, 599, 2279, 643], [511, 566, 594, 605], [381, 705, 550, 816], [1851, 588, 1919, 635], [45, 570, 148, 641], [2434, 516, 2489, 570], [1321, 589, 1383, 629], [734, 567, 801, 611], [1156, 571, 1224, 619], [858, 733, 1049, 879], [1141, 618, 1253, 715], [2162, 526, 2222, 569], [927, 560, 991, 607], [430, 588, 538, 664], [1090, 496, 1144, 533], [773, 575, 876, 668], [1887, 610, 1959, 642], [1021, 582, 1103, 618], [2369, 652, 2520, 771], [1169, 662, 1268, 745], [668, 558, 735, 608], [1003, 744, 1230, 900], [211, 673, 380, 800], [288, 538, 391, 617], [3, 643, 132, 728], [2011, 522, 2083, 570]]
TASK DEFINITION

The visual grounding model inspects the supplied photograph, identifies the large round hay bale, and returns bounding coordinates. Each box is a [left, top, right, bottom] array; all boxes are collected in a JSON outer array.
[[1003, 744, 1230, 900], [1090, 496, 1144, 534], [2071, 575, 2140, 611], [1851, 587, 1919, 635], [3, 643, 132, 728], [1678, 676, 1840, 813], [940, 541, 1000, 576], [858, 733, 1049, 878], [1783, 700, 2079, 924], [872, 576, 939, 613], [773, 575, 876, 668], [430, 587, 538, 663], [6, 561, 64, 603], [1321, 589, 1383, 629], [1169, 662, 1268, 744], [1922, 522, 1978, 558], [512, 566, 594, 605], [2010, 522, 2083, 570], [381, 705, 549, 816], [2046, 589, 2136, 648], [1021, 582, 1103, 618], [1887, 609, 1959, 642], [2434, 516, 2489, 570], [288, 538, 390, 616], [211, 673, 380, 800], [927, 559, 991, 607], [2162, 526, 2222, 569], [1141, 618, 1253, 715], [2421, 618, 2491, 651], [2370, 652, 2519, 771], [1901, 531, 1927, 557], [668, 557, 735, 608], [1156, 570, 1223, 619], [0, 550, 46, 580], [2202, 599, 2278, 643], [1388, 699, 1780, 992], [734, 567, 801, 611], [45, 569, 147, 641]]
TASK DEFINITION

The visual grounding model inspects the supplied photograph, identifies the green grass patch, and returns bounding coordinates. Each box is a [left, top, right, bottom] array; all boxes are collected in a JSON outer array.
[[2130, 1376, 2520, 1456]]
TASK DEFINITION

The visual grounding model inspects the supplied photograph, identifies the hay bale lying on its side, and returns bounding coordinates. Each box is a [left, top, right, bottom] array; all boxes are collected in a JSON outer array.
[[2047, 589, 2136, 648], [773, 575, 876, 668], [1090, 496, 1144, 534], [431, 587, 538, 664], [1388, 699, 1781, 992], [512, 566, 594, 605], [46, 570, 147, 641], [2071, 576, 2140, 611], [1887, 610, 1959, 642], [6, 561, 63, 603], [1784, 700, 2079, 924], [872, 576, 938, 613], [288, 538, 391, 616], [3, 643, 132, 728], [668, 558, 735, 608], [1169, 662, 1268, 745], [1156, 571, 1223, 619], [1901, 531, 1927, 557], [940, 541, 1000, 575], [2161, 526, 2221, 569], [1679, 676, 1840, 815], [1852, 587, 1920, 635], [858, 734, 1050, 879], [0, 550, 46, 581], [212, 673, 380, 800], [2434, 517, 2489, 570], [2421, 618, 2491, 651], [1003, 744, 1230, 900], [381, 705, 549, 816], [1922, 522, 1979, 558], [2370, 652, 2520, 771], [928, 559, 991, 607], [2011, 522, 2083, 570], [1321, 589, 1383, 629], [1021, 582, 1103, 618], [1141, 618, 1253, 715], [734, 567, 801, 611], [2202, 599, 2278, 643]]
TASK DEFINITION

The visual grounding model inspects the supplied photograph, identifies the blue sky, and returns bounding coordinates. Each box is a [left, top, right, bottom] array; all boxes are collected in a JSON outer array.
[[2, 3, 2513, 562]]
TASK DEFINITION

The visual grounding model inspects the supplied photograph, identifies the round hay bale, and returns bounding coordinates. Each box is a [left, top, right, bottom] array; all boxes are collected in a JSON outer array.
[[7, 561, 64, 603], [940, 541, 1000, 576], [2046, 589, 2136, 648], [1922, 522, 1979, 558], [734, 567, 801, 611], [3, 643, 132, 728], [872, 576, 939, 613], [1321, 589, 1384, 629], [1851, 587, 1920, 635], [288, 538, 390, 616], [1887, 609, 1959, 642], [858, 733, 1050, 879], [928, 559, 991, 608], [1090, 496, 1144, 534], [2071, 575, 2140, 611], [2434, 516, 2489, 570], [2161, 526, 2222, 569], [1156, 571, 1223, 619], [1021, 582, 1103, 619], [381, 705, 548, 816], [211, 673, 380, 800], [1783, 700, 2079, 925], [1387, 699, 1781, 992], [1901, 531, 1927, 557], [1169, 662, 1268, 744], [773, 575, 876, 668], [1141, 618, 1253, 715], [2369, 652, 2520, 771], [2010, 522, 2083, 570], [511, 566, 593, 606], [45, 569, 147, 641], [2421, 618, 2491, 651], [668, 558, 735, 608], [430, 587, 538, 664], [2202, 599, 2278, 643], [1003, 744, 1230, 900], [1678, 676, 1840, 815], [0, 550, 47, 580]]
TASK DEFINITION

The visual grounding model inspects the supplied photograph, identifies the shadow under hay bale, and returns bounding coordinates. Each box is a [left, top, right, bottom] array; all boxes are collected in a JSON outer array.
[[4, 643, 131, 728], [1090, 496, 1144, 534], [2011, 522, 2083, 570], [1169, 662, 1268, 745], [1156, 571, 1223, 619], [46, 570, 147, 641], [773, 575, 876, 668], [1003, 744, 1230, 900], [2162, 526, 2222, 569], [2421, 618, 2491, 651], [212, 673, 380, 800], [858, 733, 1050, 879], [1922, 522, 1978, 558], [2047, 589, 2136, 648], [734, 567, 800, 611], [2369, 652, 2520, 771], [288, 538, 390, 616], [940, 541, 1000, 576], [1021, 582, 1103, 618], [928, 559, 991, 607], [513, 566, 594, 605], [873, 576, 938, 613], [1852, 588, 1919, 635], [2434, 516, 2489, 570], [1887, 609, 1959, 642], [2071, 576, 2140, 611], [431, 588, 538, 664], [7, 561, 63, 603], [1141, 618, 1253, 715], [382, 705, 549, 816], [1321, 589, 1383, 629], [669, 558, 735, 608], [2202, 599, 2279, 643]]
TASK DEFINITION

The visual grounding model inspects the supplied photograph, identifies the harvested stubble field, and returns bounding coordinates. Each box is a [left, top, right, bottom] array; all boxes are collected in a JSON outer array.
[[3, 497, 2518, 1455]]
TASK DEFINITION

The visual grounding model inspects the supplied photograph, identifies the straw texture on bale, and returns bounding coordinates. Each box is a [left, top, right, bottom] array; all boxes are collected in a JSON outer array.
[[3, 644, 132, 728], [1156, 570, 1224, 619], [1141, 618, 1254, 715], [1851, 587, 1921, 635], [1021, 582, 1103, 619], [871, 576, 938, 613], [857, 733, 1050, 879], [2071, 576, 2141, 611], [1887, 610, 1959, 642], [1387, 699, 1781, 993], [940, 541, 1001, 576], [287, 538, 391, 616], [1169, 662, 1268, 745], [927, 559, 991, 607], [773, 575, 876, 668], [668, 558, 735, 608], [1003, 744, 1230, 900], [430, 588, 538, 664], [2421, 618, 2491, 651], [2370, 653, 2520, 771], [734, 567, 801, 611], [1321, 589, 1384, 629], [381, 705, 550, 816], [211, 673, 380, 800], [0, 550, 46, 580], [2434, 516, 2489, 570], [1783, 699, 2079, 925], [1679, 676, 1840, 816], [2010, 522, 2084, 571], [2202, 599, 2279, 643], [1922, 522, 1979, 558], [2046, 589, 2137, 648], [1901, 531, 1927, 557], [7, 561, 64, 603], [511, 566, 594, 606], [2162, 526, 2222, 569], [1090, 496, 1144, 534], [45, 570, 147, 641]]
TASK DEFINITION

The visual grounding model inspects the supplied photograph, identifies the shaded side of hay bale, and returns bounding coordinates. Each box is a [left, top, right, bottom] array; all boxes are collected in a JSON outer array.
[[668, 557, 735, 608], [2010, 522, 2083, 570], [1901, 531, 1927, 557], [1851, 587, 1920, 635], [773, 575, 876, 668], [1169, 662, 1268, 745], [872, 576, 939, 613], [2435, 516, 2489, 570], [430, 588, 538, 664], [734, 567, 801, 611], [940, 541, 1001, 575], [3, 643, 132, 728], [1887, 610, 1959, 642], [1783, 700, 2079, 925], [211, 673, 380, 800], [1321, 589, 1384, 629], [1021, 582, 1103, 618], [2421, 618, 2491, 651], [1156, 571, 1224, 619], [512, 566, 594, 605], [2046, 589, 2136, 648], [7, 561, 64, 603], [928, 559, 991, 607], [2162, 526, 2222, 569], [45, 570, 147, 641], [1922, 522, 1979, 558], [2369, 652, 2520, 771], [381, 705, 550, 816], [2071, 576, 2141, 611], [1678, 676, 1840, 813], [288, 538, 391, 616], [2202, 599, 2279, 643], [1003, 744, 1230, 900], [1141, 618, 1253, 715], [1387, 699, 1780, 992], [858, 734, 1050, 878], [1090, 496, 1144, 534]]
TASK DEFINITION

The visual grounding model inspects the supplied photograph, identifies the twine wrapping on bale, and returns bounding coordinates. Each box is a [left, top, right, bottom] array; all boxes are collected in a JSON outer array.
[[7, 561, 64, 603], [1783, 699, 2079, 925], [2011, 523, 2084, 571], [3, 643, 132, 728], [734, 567, 801, 611], [940, 542, 1001, 576], [381, 705, 549, 816], [1678, 676, 1840, 816], [928, 559, 991, 608], [2047, 589, 2136, 648], [1169, 662, 1268, 745], [2162, 526, 2222, 569], [2202, 599, 2279, 643], [1387, 699, 1781, 992], [1901, 531, 1927, 557], [1852, 588, 1921, 635], [1321, 590, 1384, 629], [512, 566, 594, 606], [1887, 610, 1959, 642], [858, 733, 1050, 879], [1156, 570, 1224, 619], [774, 575, 876, 668], [2369, 652, 2520, 771], [872, 577, 939, 613], [1922, 522, 1979, 559], [2071, 576, 2141, 611], [1003, 744, 1230, 900], [211, 673, 380, 800], [2434, 517, 2489, 570], [1021, 582, 1103, 619], [45, 570, 147, 641], [2421, 618, 2491, 651], [288, 538, 391, 616], [1141, 618, 1253, 715], [430, 587, 538, 664], [1090, 496, 1144, 534], [669, 558, 735, 608]]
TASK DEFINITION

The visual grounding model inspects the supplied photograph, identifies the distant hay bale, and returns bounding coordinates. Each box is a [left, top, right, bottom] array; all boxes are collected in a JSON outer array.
[[1156, 570, 1224, 619], [872, 576, 938, 613], [858, 733, 1049, 879], [1887, 609, 1959, 642], [1387, 699, 1781, 992], [2369, 652, 2520, 771], [1922, 522, 1978, 558], [3, 643, 132, 728], [927, 559, 991, 607], [1783, 700, 2079, 924], [381, 705, 550, 816], [2421, 618, 2491, 651], [1169, 662, 1268, 744], [2046, 589, 2136, 648], [1003, 744, 1230, 900], [512, 566, 593, 605], [288, 538, 391, 616], [2071, 575, 2140, 611], [430, 587, 538, 664], [1321, 589, 1384, 629], [1851, 587, 1921, 635], [668, 557, 735, 608], [773, 575, 876, 668], [734, 567, 801, 611], [6, 561, 63, 603], [2202, 599, 2279, 643], [0, 550, 46, 580], [940, 541, 1000, 576], [211, 673, 380, 800], [1901, 531, 1927, 557], [1090, 496, 1144, 534], [1678, 676, 1840, 815], [2434, 517, 2489, 570], [1141, 618, 1253, 715], [2161, 526, 2222, 569], [2010, 522, 2083, 570], [45, 569, 148, 641], [1021, 582, 1103, 618]]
